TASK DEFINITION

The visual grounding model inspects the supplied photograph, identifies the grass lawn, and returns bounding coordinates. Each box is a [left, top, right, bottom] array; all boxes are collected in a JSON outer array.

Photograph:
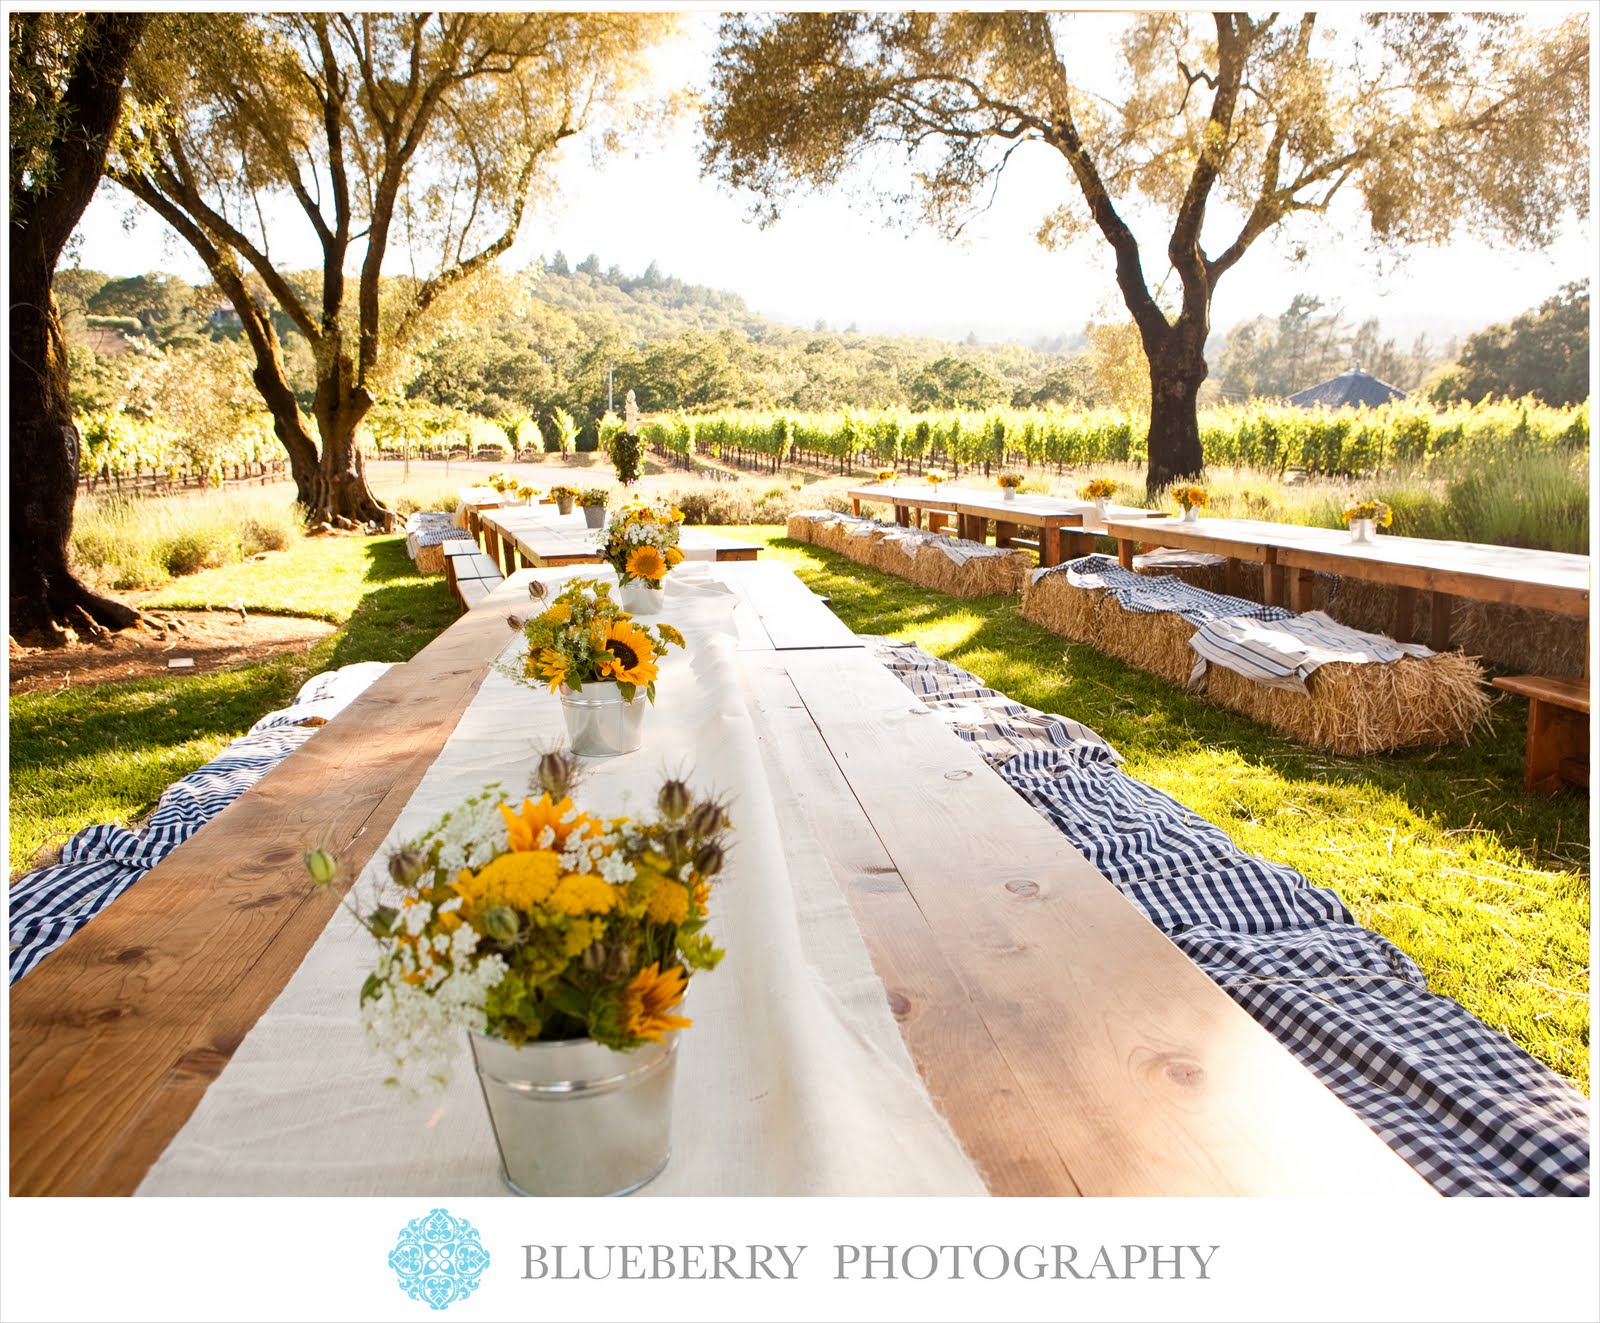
[[8, 534, 458, 877], [8, 522, 1589, 1093], [733, 526, 1591, 1093]]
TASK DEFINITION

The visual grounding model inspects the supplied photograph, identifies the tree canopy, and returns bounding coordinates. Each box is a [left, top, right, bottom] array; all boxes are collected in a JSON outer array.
[[702, 11, 1590, 488], [1434, 281, 1590, 408], [109, 11, 676, 524]]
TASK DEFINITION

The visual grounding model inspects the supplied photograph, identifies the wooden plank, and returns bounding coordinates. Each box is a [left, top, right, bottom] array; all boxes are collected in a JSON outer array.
[[742, 656, 1075, 1195], [779, 649, 1435, 1197], [1428, 590, 1453, 653], [715, 563, 862, 650], [1492, 674, 1591, 711], [8, 602, 517, 1195]]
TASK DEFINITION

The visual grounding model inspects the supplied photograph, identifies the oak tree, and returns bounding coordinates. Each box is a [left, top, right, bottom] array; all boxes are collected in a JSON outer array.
[[110, 12, 675, 526], [10, 11, 149, 645], [702, 12, 1590, 489]]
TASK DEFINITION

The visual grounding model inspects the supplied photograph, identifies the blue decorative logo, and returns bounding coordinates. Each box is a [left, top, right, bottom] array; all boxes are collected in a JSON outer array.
[[390, 1208, 491, 1310]]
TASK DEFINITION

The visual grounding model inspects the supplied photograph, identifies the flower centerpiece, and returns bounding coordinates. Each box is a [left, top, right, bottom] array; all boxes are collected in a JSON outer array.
[[516, 577, 684, 754], [925, 467, 948, 489], [1343, 498, 1393, 544], [875, 467, 896, 484], [996, 472, 1024, 501], [578, 486, 610, 528], [549, 484, 579, 516], [1173, 484, 1207, 522], [514, 481, 542, 507], [306, 754, 732, 1196], [599, 499, 686, 614], [486, 470, 511, 495], [1080, 477, 1116, 518]]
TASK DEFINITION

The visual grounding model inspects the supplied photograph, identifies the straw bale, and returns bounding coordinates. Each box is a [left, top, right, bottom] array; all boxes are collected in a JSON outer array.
[[1020, 572, 1106, 645], [1202, 651, 1490, 755], [1093, 604, 1201, 686], [910, 545, 1031, 597], [786, 512, 824, 542], [1451, 600, 1586, 677], [412, 542, 447, 576]]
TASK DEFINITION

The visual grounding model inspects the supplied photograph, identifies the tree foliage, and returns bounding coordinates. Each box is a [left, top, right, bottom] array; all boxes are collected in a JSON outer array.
[[701, 11, 1590, 487], [109, 11, 676, 525], [1434, 281, 1590, 408]]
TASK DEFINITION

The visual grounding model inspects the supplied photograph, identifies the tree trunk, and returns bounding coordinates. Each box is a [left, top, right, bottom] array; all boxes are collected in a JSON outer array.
[[1143, 336, 1208, 494], [9, 12, 150, 647], [311, 409, 395, 528]]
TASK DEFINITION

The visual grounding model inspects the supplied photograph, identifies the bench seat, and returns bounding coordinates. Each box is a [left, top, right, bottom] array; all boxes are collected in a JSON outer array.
[[1491, 674, 1590, 792]]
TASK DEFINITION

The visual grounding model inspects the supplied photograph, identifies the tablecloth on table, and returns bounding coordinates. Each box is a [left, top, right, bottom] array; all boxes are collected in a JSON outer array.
[[137, 579, 985, 1196]]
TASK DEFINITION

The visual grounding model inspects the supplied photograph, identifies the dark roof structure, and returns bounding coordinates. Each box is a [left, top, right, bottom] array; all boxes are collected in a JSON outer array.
[[1287, 367, 1407, 409]]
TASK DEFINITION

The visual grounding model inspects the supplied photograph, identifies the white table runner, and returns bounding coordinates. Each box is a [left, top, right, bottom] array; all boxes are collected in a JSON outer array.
[[138, 575, 985, 1196]]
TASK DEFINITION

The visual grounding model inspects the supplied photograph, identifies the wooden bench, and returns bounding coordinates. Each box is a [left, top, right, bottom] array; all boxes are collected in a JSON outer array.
[[443, 541, 505, 609], [1491, 674, 1591, 792]]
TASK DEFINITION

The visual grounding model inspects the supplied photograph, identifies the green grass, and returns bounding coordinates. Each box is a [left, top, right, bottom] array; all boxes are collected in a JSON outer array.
[[732, 525, 1591, 1092], [9, 535, 458, 876]]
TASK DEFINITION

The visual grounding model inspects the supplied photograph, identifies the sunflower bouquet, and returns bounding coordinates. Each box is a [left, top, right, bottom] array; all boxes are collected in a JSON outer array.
[[996, 472, 1024, 489], [307, 754, 732, 1087], [518, 578, 684, 702], [925, 467, 948, 487], [599, 500, 686, 588], [1344, 498, 1394, 528], [1080, 478, 1116, 501], [875, 468, 896, 483], [1173, 484, 1208, 513]]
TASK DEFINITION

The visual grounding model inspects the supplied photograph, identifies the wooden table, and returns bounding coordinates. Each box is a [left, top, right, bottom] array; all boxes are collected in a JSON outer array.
[[1103, 516, 1591, 650], [849, 484, 1164, 567], [9, 564, 1432, 1197], [479, 507, 761, 576]]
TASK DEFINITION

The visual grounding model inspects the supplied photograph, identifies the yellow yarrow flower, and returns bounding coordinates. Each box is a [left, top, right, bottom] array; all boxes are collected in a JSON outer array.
[[645, 879, 690, 925], [455, 849, 563, 912], [547, 872, 619, 917]]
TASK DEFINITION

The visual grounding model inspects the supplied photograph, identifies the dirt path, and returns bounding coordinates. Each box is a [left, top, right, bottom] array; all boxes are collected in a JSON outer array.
[[8, 607, 337, 695]]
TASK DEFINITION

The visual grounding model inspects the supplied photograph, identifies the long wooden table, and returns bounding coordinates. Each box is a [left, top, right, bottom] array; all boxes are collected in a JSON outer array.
[[849, 483, 1164, 567], [9, 563, 1433, 1197], [1104, 515, 1591, 650], [479, 507, 762, 576]]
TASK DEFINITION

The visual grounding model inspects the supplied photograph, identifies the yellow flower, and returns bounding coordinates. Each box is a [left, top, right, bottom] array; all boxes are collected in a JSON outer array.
[[548, 872, 619, 917], [620, 963, 692, 1042], [625, 544, 667, 582], [655, 623, 685, 649], [542, 603, 572, 625], [456, 849, 563, 912], [645, 879, 690, 925], [664, 546, 685, 567], [501, 794, 601, 853], [597, 620, 659, 687], [532, 647, 568, 690]]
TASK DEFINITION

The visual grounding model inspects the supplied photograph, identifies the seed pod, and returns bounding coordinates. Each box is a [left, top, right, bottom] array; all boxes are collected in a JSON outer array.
[[527, 579, 549, 601], [304, 848, 337, 886], [691, 840, 727, 879], [483, 906, 520, 944], [686, 799, 727, 839], [387, 846, 427, 887], [657, 777, 693, 821], [534, 749, 582, 799]]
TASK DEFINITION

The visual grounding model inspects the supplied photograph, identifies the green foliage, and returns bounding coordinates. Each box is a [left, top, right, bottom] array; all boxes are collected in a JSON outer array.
[[1437, 281, 1590, 408]]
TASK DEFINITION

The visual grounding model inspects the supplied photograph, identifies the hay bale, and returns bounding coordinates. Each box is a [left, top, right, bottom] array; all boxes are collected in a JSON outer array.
[[412, 542, 446, 575], [786, 512, 824, 542], [910, 544, 1031, 597], [1449, 600, 1585, 677], [1093, 602, 1202, 686], [1203, 651, 1490, 754], [1020, 571, 1106, 645]]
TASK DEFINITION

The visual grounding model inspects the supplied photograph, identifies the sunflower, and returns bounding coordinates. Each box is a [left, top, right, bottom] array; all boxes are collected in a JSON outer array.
[[620, 962, 692, 1042], [625, 544, 667, 582], [532, 647, 568, 691], [501, 793, 602, 853], [597, 620, 659, 687], [664, 546, 685, 567]]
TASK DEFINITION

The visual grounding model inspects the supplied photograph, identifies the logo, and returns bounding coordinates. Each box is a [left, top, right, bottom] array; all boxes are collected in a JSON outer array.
[[390, 1208, 491, 1311]]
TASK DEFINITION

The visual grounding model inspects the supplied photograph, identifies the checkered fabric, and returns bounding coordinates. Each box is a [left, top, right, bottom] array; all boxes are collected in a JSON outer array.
[[1051, 554, 1296, 627], [867, 638, 1590, 1197], [8, 663, 392, 985]]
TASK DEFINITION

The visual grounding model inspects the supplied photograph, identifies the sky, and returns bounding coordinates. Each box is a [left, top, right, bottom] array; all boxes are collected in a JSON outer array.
[[66, 8, 1596, 351]]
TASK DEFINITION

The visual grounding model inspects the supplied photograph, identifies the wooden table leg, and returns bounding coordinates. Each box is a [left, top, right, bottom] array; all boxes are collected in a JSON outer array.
[[1428, 591, 1453, 652], [1291, 569, 1316, 614], [1224, 558, 1240, 598], [1042, 525, 1062, 567], [851, 497, 862, 516], [1116, 537, 1134, 571], [1524, 698, 1589, 793], [1393, 586, 1418, 644], [1061, 531, 1097, 559], [1263, 554, 1283, 607]]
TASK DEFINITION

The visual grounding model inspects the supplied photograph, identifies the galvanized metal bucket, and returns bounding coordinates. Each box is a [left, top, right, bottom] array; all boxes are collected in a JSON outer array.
[[469, 1032, 678, 1197], [582, 504, 607, 529], [617, 579, 665, 615], [1349, 518, 1376, 544], [558, 681, 645, 757]]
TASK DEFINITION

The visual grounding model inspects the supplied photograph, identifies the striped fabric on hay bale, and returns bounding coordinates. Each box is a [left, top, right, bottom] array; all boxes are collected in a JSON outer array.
[[1020, 567, 1107, 644], [1203, 652, 1490, 755]]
